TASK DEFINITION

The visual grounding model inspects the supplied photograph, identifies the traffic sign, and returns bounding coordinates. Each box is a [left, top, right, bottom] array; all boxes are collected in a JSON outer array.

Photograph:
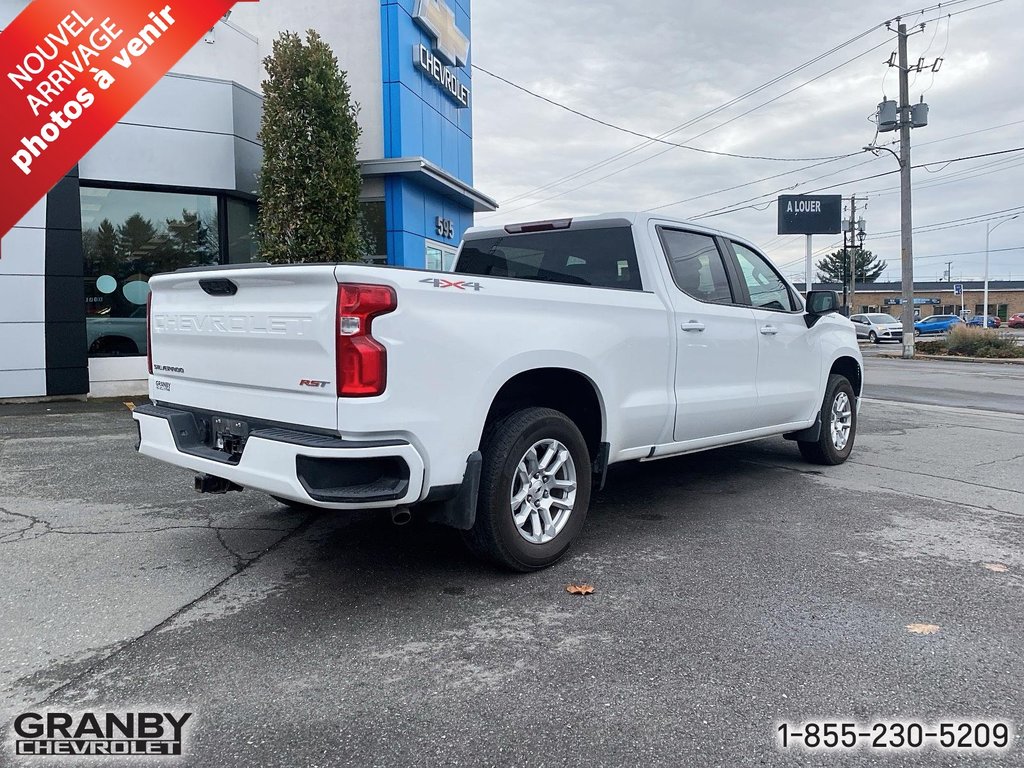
[[777, 195, 843, 235], [953, 283, 963, 296]]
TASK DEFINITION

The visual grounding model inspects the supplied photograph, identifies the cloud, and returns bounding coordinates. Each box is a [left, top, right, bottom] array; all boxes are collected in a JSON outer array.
[[471, 0, 1024, 280]]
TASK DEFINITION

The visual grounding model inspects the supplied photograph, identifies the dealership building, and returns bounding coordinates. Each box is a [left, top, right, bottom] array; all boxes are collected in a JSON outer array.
[[0, 0, 494, 399]]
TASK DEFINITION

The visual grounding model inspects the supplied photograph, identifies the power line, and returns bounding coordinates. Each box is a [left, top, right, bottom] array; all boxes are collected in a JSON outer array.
[[689, 146, 1024, 220], [480, 27, 891, 208], [477, 0, 1008, 216], [773, 210, 1024, 273], [472, 65, 858, 163], [487, 33, 891, 220]]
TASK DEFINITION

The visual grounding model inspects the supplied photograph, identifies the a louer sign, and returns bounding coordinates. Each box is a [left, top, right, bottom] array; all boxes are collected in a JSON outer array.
[[777, 194, 842, 235]]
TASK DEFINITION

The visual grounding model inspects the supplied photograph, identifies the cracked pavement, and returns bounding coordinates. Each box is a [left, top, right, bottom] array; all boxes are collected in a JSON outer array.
[[1, 357, 1023, 767]]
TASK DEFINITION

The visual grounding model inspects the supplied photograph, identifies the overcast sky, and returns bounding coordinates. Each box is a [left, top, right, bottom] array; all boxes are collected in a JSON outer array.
[[470, 0, 1024, 283]]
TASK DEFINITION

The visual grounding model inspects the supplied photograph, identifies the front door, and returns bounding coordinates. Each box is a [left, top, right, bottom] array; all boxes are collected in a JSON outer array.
[[656, 227, 760, 443], [728, 241, 821, 429]]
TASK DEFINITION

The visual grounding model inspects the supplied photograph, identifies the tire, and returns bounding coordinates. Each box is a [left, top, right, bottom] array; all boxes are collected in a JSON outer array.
[[462, 407, 592, 572], [914, 329, 921, 337], [868, 331, 878, 343], [798, 374, 857, 466]]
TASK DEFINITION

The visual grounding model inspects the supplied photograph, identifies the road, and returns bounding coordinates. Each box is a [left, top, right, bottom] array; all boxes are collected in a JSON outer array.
[[1, 359, 1022, 767], [861, 344, 1024, 413]]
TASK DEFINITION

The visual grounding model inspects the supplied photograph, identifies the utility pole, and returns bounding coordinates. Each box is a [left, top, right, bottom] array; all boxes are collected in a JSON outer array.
[[870, 20, 932, 354], [842, 195, 866, 314], [897, 22, 915, 358], [943, 261, 953, 282], [848, 197, 857, 313]]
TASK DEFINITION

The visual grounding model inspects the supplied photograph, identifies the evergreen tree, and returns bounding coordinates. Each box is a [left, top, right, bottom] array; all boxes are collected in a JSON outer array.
[[816, 248, 887, 284], [258, 30, 363, 263]]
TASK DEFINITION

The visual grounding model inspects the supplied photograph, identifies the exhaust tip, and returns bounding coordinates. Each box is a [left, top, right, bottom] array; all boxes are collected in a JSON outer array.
[[391, 506, 412, 526]]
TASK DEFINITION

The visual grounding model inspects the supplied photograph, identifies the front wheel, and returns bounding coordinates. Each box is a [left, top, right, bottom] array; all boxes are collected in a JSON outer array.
[[868, 331, 878, 343], [462, 407, 592, 571], [798, 374, 857, 465]]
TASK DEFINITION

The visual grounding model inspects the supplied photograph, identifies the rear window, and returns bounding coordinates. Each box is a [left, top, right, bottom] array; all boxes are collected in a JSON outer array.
[[456, 227, 642, 290]]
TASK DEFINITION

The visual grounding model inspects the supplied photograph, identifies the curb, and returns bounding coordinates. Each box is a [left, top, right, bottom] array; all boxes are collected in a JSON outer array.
[[873, 352, 1024, 365]]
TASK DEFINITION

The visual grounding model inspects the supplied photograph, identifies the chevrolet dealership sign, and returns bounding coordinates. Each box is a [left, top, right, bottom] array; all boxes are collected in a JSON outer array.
[[413, 0, 471, 107]]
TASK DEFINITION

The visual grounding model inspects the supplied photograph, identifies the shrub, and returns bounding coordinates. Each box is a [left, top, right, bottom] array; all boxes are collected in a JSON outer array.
[[943, 326, 1024, 358], [258, 30, 363, 264]]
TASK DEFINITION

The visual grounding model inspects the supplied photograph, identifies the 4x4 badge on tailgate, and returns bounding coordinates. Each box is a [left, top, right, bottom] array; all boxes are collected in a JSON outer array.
[[419, 278, 483, 292]]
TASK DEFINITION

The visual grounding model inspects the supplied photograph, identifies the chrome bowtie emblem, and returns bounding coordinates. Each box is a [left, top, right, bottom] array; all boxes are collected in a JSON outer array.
[[413, 0, 470, 67]]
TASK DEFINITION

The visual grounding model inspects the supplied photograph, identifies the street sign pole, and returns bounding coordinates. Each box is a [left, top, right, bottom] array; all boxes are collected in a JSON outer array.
[[805, 235, 813, 292]]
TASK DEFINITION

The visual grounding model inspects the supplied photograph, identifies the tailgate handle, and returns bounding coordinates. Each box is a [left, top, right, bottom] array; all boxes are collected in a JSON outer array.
[[199, 278, 238, 297]]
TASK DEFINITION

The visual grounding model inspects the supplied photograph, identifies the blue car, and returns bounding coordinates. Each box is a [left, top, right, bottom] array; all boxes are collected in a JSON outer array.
[[914, 314, 963, 336], [966, 315, 1001, 328]]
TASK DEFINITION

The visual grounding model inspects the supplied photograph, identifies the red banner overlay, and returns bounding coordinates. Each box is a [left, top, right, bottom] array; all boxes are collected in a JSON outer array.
[[0, 0, 257, 241]]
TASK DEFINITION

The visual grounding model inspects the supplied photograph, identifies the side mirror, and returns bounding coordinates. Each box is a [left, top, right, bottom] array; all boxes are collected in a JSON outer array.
[[805, 290, 840, 328]]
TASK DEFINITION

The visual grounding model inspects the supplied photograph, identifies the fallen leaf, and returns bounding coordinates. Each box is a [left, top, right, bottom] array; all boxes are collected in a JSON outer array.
[[566, 583, 595, 596], [984, 563, 1009, 573], [906, 623, 940, 635], [123, 401, 136, 411]]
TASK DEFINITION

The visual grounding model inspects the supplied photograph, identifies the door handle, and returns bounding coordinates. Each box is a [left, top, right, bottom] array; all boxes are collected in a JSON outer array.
[[760, 325, 779, 336], [680, 321, 706, 332]]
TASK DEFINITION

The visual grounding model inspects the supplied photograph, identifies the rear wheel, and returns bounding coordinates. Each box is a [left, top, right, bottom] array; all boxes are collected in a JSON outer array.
[[462, 407, 592, 572], [798, 374, 857, 465]]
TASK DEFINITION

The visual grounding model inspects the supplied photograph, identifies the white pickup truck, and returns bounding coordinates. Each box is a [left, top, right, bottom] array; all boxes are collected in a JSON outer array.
[[134, 213, 862, 571]]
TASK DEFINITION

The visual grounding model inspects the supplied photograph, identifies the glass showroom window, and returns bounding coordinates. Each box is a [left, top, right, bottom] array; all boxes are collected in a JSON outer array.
[[226, 196, 259, 264], [82, 187, 219, 357], [360, 201, 387, 264]]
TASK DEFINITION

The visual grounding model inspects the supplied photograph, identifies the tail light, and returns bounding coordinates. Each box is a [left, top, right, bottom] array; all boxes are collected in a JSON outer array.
[[337, 284, 397, 397], [146, 292, 153, 375]]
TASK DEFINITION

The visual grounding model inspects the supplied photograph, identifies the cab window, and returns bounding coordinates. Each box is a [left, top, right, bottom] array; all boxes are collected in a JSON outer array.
[[659, 229, 734, 304], [731, 242, 798, 312]]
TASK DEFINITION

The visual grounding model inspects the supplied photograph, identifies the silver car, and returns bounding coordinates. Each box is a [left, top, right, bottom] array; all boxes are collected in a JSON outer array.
[[850, 313, 904, 343]]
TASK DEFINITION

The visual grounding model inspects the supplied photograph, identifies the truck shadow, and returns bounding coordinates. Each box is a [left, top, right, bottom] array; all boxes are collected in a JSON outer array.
[[302, 437, 807, 579]]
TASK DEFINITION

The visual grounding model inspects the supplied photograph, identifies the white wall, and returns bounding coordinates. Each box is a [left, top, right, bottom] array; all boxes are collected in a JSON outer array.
[[226, 0, 385, 160], [0, 200, 47, 398]]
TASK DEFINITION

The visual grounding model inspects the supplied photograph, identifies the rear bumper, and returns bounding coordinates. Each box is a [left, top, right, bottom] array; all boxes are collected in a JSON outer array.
[[134, 404, 425, 509]]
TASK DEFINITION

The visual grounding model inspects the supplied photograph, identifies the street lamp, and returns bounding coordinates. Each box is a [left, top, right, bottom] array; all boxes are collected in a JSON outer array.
[[984, 214, 1019, 326]]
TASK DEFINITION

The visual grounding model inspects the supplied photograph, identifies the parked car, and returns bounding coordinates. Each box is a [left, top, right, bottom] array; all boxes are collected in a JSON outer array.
[[966, 315, 1001, 328], [850, 313, 903, 343], [134, 213, 863, 571], [1006, 313, 1024, 329], [914, 314, 963, 336]]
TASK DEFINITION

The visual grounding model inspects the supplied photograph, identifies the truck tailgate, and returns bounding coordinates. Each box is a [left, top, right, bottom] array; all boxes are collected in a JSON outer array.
[[148, 265, 340, 431]]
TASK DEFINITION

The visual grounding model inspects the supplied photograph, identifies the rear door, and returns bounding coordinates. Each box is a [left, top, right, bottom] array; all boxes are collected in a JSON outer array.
[[727, 240, 821, 429], [655, 226, 760, 442], [148, 265, 341, 430]]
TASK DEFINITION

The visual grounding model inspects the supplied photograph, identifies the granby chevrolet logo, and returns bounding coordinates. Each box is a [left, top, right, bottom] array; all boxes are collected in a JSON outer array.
[[412, 0, 471, 108], [11, 711, 192, 757]]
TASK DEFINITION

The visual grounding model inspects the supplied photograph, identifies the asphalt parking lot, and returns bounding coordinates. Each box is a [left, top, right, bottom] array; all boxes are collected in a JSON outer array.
[[2, 356, 1023, 767]]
